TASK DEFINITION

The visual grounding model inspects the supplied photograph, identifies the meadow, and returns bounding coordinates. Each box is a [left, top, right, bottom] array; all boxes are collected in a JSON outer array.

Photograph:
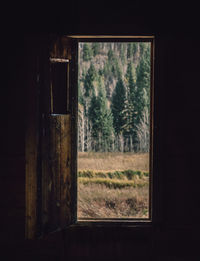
[[77, 152, 149, 219]]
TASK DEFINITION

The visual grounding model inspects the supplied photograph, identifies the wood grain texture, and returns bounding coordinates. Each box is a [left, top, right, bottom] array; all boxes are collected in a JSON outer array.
[[41, 115, 72, 234], [60, 115, 71, 227]]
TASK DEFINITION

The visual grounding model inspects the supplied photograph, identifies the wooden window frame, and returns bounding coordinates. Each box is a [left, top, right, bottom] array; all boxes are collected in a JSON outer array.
[[69, 35, 155, 227]]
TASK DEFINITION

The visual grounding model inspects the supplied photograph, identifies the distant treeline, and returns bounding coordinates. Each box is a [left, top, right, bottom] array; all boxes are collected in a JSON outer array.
[[78, 42, 151, 153]]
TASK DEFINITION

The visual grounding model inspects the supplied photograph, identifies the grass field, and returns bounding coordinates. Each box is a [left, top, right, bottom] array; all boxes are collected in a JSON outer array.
[[77, 152, 149, 219], [78, 152, 149, 172]]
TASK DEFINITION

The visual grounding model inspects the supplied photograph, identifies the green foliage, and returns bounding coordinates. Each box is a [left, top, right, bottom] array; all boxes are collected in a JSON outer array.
[[79, 177, 137, 189], [127, 43, 134, 59], [119, 43, 126, 64], [92, 42, 100, 56], [126, 62, 136, 89], [78, 82, 84, 105], [83, 43, 93, 61], [133, 43, 138, 56], [122, 62, 137, 144], [78, 42, 151, 153], [79, 176, 148, 189], [89, 82, 114, 151], [84, 64, 97, 97], [111, 77, 126, 135], [78, 169, 148, 180], [108, 49, 115, 61], [135, 44, 151, 124]]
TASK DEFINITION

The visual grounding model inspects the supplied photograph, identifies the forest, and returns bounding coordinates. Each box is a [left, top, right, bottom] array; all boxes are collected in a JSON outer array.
[[77, 41, 151, 218], [78, 41, 151, 153]]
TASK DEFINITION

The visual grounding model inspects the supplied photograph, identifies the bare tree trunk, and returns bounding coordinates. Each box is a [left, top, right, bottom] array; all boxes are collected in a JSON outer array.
[[130, 135, 133, 152], [78, 104, 85, 152], [136, 108, 150, 152], [119, 134, 124, 152]]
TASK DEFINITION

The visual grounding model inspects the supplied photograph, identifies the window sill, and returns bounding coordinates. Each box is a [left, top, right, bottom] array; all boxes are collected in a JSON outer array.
[[71, 219, 152, 228]]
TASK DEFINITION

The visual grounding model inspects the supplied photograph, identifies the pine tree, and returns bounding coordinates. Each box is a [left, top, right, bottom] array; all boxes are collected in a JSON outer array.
[[84, 64, 97, 97], [127, 43, 134, 60], [119, 43, 126, 64], [121, 97, 135, 151], [111, 77, 126, 135], [122, 62, 137, 151], [125, 62, 136, 95], [78, 82, 84, 105], [92, 42, 100, 56], [135, 43, 151, 151], [78, 41, 151, 153], [89, 85, 114, 152], [133, 43, 138, 56], [108, 49, 115, 62], [135, 45, 150, 124], [83, 43, 93, 61]]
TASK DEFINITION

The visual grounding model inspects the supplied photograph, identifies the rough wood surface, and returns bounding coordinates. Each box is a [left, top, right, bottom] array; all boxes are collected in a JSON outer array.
[[41, 115, 71, 234], [50, 36, 72, 60], [60, 115, 71, 227]]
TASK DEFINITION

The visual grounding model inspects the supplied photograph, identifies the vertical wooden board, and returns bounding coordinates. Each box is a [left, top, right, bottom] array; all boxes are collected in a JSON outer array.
[[42, 116, 61, 233], [60, 115, 71, 227], [38, 36, 76, 237], [49, 116, 61, 230], [41, 116, 50, 233], [41, 114, 72, 234]]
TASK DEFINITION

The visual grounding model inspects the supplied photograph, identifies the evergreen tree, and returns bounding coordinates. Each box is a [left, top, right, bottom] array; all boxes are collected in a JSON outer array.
[[108, 49, 115, 62], [123, 62, 137, 151], [119, 43, 126, 64], [127, 43, 134, 60], [133, 43, 138, 56], [111, 77, 126, 135], [135, 45, 150, 124], [78, 41, 151, 153], [78, 82, 84, 105], [83, 43, 93, 61], [134, 44, 151, 151], [89, 86, 114, 151], [92, 43, 100, 56], [121, 98, 135, 136], [125, 62, 136, 95], [84, 64, 97, 97]]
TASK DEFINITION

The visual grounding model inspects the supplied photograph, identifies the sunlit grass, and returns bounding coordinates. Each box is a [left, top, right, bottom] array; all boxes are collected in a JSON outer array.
[[77, 152, 150, 219], [78, 183, 149, 219], [78, 152, 149, 172]]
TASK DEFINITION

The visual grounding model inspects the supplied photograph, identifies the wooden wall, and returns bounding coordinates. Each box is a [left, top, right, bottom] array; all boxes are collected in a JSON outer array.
[[1, 2, 200, 260]]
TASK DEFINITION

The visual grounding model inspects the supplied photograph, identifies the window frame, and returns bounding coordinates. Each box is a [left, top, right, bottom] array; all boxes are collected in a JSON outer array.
[[68, 35, 155, 227]]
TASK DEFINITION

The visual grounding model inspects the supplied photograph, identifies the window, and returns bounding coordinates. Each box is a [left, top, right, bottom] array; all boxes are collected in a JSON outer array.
[[26, 35, 155, 239], [76, 37, 154, 221]]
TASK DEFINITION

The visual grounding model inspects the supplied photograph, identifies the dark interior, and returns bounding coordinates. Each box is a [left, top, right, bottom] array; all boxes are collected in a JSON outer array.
[[1, 1, 200, 260]]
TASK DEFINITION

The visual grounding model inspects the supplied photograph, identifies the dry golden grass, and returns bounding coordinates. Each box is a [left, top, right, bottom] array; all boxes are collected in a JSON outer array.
[[78, 183, 149, 219], [78, 152, 149, 172], [77, 152, 150, 219]]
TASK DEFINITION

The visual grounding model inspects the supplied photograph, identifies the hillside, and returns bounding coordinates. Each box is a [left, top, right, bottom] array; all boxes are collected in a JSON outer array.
[[78, 42, 151, 153]]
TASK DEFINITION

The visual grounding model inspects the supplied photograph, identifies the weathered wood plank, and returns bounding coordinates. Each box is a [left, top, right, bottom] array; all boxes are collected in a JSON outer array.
[[50, 36, 72, 60], [60, 115, 71, 227], [49, 115, 61, 229], [41, 114, 72, 234]]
